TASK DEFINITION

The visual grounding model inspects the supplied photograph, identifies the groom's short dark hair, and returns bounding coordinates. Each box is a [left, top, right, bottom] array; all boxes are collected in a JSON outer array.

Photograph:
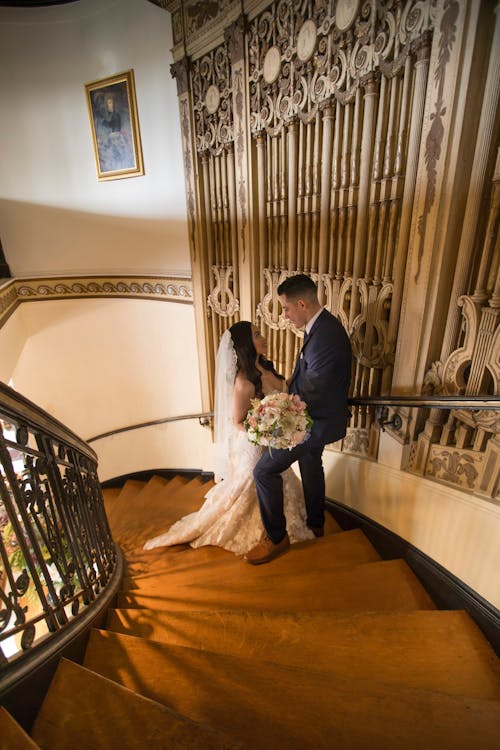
[[277, 274, 318, 302]]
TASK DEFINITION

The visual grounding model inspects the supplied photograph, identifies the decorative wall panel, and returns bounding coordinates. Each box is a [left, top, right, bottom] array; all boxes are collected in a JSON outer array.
[[0, 276, 193, 330], [168, 0, 499, 498]]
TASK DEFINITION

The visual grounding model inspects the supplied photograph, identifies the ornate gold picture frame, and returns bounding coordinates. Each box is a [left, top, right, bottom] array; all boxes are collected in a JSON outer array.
[[85, 69, 144, 181]]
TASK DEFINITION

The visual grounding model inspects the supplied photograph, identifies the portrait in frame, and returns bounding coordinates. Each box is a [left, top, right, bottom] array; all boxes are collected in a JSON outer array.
[[85, 69, 144, 181]]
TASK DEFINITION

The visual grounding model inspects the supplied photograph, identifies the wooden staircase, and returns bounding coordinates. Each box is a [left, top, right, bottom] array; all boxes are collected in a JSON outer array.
[[2, 475, 499, 749]]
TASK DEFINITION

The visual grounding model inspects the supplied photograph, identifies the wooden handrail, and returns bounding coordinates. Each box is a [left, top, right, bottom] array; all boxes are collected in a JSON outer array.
[[86, 395, 500, 443]]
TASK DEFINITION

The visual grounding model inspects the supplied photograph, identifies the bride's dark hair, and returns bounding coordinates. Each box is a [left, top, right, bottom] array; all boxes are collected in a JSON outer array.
[[229, 321, 284, 399]]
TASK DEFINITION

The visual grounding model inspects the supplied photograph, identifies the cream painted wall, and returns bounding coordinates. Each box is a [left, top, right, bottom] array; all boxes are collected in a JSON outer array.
[[0, 0, 189, 277], [0, 297, 214, 476], [0, 302, 28, 383], [94, 421, 214, 483], [323, 450, 500, 609]]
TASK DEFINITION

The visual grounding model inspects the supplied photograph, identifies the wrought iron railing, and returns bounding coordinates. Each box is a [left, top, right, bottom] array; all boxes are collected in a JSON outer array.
[[0, 382, 117, 669]]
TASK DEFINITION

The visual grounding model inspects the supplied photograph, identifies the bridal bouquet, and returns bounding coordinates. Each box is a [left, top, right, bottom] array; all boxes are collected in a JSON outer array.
[[244, 392, 313, 450]]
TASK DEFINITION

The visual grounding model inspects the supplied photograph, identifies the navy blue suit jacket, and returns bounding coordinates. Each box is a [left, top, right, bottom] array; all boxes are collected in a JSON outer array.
[[289, 309, 352, 445]]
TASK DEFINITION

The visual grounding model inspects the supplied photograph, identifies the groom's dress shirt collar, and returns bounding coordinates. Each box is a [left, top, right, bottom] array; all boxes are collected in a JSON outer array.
[[305, 307, 324, 337]]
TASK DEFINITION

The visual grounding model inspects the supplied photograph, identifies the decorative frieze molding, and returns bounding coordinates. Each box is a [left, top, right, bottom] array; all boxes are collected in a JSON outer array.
[[0, 275, 193, 330], [0, 280, 18, 329]]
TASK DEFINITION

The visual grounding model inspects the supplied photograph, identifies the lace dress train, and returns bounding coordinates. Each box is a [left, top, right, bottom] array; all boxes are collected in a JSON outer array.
[[143, 429, 314, 555]]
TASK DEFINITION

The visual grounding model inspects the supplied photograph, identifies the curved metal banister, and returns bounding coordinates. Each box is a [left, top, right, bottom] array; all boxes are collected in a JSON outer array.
[[87, 411, 214, 443], [0, 382, 117, 677], [348, 395, 500, 409], [86, 395, 500, 443], [0, 382, 97, 462]]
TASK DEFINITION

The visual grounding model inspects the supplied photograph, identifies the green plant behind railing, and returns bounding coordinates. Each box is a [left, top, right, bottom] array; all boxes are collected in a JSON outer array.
[[0, 384, 116, 667]]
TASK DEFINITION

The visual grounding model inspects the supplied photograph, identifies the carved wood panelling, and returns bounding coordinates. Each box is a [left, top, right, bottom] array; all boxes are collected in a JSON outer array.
[[169, 0, 499, 495]]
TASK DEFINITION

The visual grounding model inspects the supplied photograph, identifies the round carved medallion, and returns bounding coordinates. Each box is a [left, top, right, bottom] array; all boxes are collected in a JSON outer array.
[[335, 0, 360, 32], [263, 45, 281, 84], [296, 19, 317, 62], [205, 84, 220, 114]]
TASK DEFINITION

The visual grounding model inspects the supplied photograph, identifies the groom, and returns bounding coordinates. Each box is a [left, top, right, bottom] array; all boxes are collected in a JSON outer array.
[[245, 274, 352, 565]]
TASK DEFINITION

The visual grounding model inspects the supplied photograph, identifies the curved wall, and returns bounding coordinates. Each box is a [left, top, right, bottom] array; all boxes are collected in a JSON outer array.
[[0, 0, 189, 277], [0, 296, 214, 480], [324, 451, 500, 610]]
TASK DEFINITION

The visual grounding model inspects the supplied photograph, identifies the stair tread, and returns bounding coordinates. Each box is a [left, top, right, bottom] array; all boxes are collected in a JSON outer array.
[[101, 487, 121, 514], [0, 707, 41, 749], [83, 630, 500, 750], [118, 558, 436, 613], [129, 478, 208, 545], [125, 508, 340, 562], [105, 479, 147, 528], [122, 482, 342, 551], [106, 607, 500, 699], [111, 476, 182, 538], [122, 529, 381, 589], [112, 476, 196, 540], [31, 658, 246, 750]]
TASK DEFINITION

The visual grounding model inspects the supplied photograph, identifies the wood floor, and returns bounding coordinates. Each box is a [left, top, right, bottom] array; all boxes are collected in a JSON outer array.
[[2, 475, 499, 749]]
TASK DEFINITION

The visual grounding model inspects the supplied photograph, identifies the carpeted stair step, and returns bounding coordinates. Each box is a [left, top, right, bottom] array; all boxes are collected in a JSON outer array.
[[130, 477, 212, 546], [121, 529, 381, 590], [83, 630, 500, 750], [124, 507, 342, 578], [119, 474, 342, 556], [31, 658, 246, 750], [117, 558, 436, 613], [105, 608, 500, 700], [124, 543, 243, 579], [110, 475, 185, 539], [101, 486, 122, 517], [0, 707, 41, 749], [113, 476, 211, 550], [104, 479, 147, 531]]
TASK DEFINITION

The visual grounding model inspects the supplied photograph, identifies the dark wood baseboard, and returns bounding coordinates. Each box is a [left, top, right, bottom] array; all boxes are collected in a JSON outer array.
[[101, 468, 214, 489], [326, 498, 500, 657]]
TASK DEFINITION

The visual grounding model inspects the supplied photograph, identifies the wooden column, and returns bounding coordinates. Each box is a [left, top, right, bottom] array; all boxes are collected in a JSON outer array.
[[171, 57, 213, 409], [392, 0, 481, 393], [349, 75, 379, 327], [226, 15, 255, 322]]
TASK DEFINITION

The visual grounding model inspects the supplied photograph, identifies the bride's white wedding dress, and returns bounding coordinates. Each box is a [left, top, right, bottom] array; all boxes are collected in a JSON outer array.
[[143, 426, 314, 555]]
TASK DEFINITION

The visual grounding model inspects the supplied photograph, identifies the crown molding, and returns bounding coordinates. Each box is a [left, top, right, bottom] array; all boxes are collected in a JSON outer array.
[[0, 274, 193, 329]]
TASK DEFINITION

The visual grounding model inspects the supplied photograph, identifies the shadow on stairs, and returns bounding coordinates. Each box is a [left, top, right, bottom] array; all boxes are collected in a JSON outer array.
[[3, 474, 499, 749]]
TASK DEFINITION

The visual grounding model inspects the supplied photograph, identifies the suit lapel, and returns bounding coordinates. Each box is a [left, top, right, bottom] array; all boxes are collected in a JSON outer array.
[[290, 310, 327, 387], [301, 309, 326, 351]]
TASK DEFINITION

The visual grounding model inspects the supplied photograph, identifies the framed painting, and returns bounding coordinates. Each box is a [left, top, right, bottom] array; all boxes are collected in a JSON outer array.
[[85, 70, 144, 181]]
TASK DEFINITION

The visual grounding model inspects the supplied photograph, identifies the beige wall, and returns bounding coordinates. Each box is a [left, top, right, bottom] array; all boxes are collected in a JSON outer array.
[[324, 450, 500, 609], [0, 0, 190, 277], [0, 297, 213, 479]]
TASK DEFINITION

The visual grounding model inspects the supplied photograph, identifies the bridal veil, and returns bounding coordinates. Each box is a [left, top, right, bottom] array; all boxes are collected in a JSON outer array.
[[213, 328, 237, 482]]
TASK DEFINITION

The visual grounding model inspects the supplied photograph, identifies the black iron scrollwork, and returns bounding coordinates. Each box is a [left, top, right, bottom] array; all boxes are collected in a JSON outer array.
[[0, 385, 116, 669]]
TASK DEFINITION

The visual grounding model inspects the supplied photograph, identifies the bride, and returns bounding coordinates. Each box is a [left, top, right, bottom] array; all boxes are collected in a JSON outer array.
[[143, 321, 313, 556]]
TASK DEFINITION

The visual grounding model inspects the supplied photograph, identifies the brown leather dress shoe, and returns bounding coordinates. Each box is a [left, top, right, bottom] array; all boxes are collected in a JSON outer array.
[[308, 526, 324, 538], [244, 533, 290, 565]]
